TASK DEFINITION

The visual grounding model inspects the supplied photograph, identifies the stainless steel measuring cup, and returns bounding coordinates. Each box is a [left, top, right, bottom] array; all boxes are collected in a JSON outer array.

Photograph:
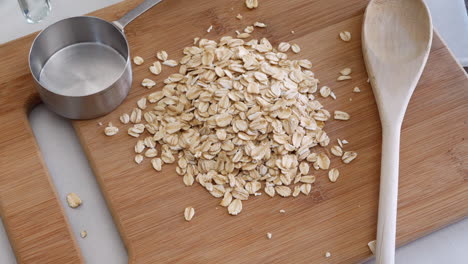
[[29, 0, 162, 119]]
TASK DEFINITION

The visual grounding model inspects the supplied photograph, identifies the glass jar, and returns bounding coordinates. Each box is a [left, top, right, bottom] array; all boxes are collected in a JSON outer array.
[[17, 0, 51, 23]]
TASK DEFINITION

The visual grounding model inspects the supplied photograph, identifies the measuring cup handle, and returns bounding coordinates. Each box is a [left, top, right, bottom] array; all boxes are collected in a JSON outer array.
[[113, 0, 162, 31]]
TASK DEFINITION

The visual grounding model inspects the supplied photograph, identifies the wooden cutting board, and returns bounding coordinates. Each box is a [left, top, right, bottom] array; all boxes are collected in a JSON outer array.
[[0, 0, 467, 263]]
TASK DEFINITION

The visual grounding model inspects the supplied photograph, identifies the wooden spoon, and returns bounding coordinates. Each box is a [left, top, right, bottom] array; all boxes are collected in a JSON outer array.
[[362, 0, 433, 263]]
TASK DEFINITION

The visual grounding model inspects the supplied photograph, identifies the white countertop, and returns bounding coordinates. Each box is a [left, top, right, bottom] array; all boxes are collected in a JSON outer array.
[[0, 0, 467, 263]]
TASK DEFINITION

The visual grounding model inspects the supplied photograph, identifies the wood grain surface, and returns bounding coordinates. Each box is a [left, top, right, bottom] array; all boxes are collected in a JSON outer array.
[[0, 0, 467, 263]]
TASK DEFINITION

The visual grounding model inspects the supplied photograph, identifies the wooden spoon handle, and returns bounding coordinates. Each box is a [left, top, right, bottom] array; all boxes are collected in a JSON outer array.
[[376, 124, 401, 264], [0, 97, 82, 263]]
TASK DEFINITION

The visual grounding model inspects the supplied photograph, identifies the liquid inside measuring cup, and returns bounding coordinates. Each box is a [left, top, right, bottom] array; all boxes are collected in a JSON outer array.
[[39, 42, 127, 96]]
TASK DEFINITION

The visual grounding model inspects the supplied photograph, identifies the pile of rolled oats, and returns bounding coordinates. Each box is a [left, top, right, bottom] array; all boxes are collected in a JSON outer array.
[[106, 26, 358, 216]]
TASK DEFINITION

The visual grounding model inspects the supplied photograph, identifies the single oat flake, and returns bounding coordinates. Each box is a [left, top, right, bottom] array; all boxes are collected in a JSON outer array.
[[228, 199, 243, 215], [156, 50, 168, 61], [141, 78, 156, 88], [104, 123, 119, 136], [66, 193, 82, 208], [291, 43, 301, 53], [254, 22, 267, 28], [120, 113, 130, 124], [340, 67, 352, 76], [150, 61, 162, 75], [80, 230, 87, 238], [245, 0, 258, 9], [331, 145, 343, 157], [328, 168, 340, 182], [339, 31, 351, 42], [163, 60, 178, 67], [134, 154, 144, 164], [334, 110, 350, 120], [320, 86, 331, 98], [337, 75, 352, 81], [184, 206, 195, 221], [133, 56, 144, 65], [342, 151, 358, 163]]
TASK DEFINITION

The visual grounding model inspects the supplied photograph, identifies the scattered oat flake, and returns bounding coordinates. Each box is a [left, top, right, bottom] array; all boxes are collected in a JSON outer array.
[[342, 139, 349, 145], [368, 240, 376, 254], [325, 251, 331, 258], [80, 230, 87, 238], [254, 22, 267, 28], [353, 87, 361, 93], [291, 30, 295, 34], [237, 32, 250, 39], [163, 60, 178, 67], [141, 78, 156, 88], [337, 138, 343, 148], [156, 50, 168, 61], [331, 145, 343, 157], [300, 183, 312, 195], [337, 75, 352, 81], [207, 25, 213, 33], [291, 43, 301, 53], [328, 168, 340, 182], [278, 42, 291, 52], [334, 110, 350, 120], [66, 193, 82, 208], [266, 232, 272, 239], [98, 122, 103, 126], [150, 61, 162, 75], [104, 123, 119, 136], [245, 0, 258, 9], [228, 199, 243, 215], [236, 14, 243, 20], [133, 56, 144, 65], [151, 158, 163, 171], [330, 91, 337, 100], [184, 206, 195, 221], [244, 26, 254, 33], [137, 97, 147, 110], [134, 154, 143, 164], [279, 209, 286, 213], [342, 151, 357, 163], [320, 86, 331, 98], [340, 67, 352, 75], [120, 113, 130, 124], [339, 31, 351, 42]]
